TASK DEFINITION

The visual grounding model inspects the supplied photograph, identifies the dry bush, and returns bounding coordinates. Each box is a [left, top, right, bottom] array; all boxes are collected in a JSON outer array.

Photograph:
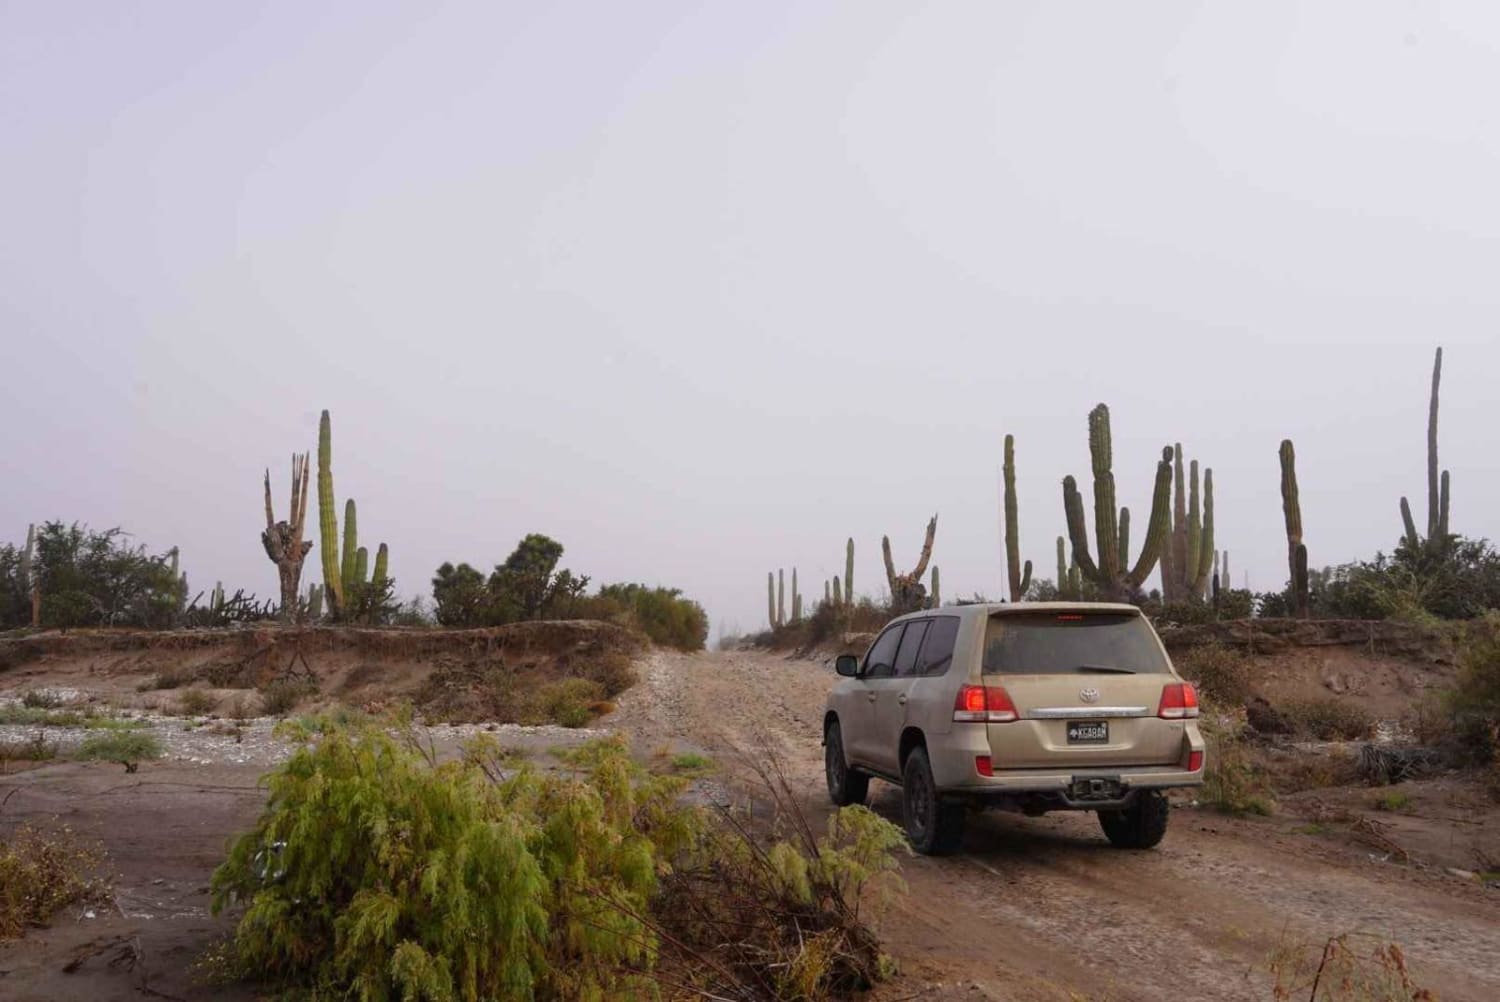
[[1281, 699, 1376, 741], [0, 824, 109, 939], [1174, 645, 1254, 706], [176, 688, 219, 716], [140, 664, 199, 691], [0, 733, 57, 770], [1252, 744, 1359, 794], [20, 690, 63, 709], [227, 693, 255, 723], [576, 652, 637, 698], [1199, 699, 1274, 815], [1269, 932, 1434, 1001], [258, 679, 315, 717]]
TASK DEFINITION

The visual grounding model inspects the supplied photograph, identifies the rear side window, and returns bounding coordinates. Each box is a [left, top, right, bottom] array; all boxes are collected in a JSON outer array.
[[982, 613, 1169, 675], [893, 621, 929, 677], [863, 624, 904, 678], [916, 616, 960, 676]]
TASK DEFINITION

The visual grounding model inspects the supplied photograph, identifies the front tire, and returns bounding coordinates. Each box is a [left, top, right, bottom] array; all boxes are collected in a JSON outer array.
[[901, 747, 965, 855], [825, 720, 869, 806], [1098, 790, 1170, 849]]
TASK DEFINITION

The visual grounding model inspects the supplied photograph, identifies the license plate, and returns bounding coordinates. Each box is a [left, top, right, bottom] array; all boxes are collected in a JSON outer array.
[[1067, 721, 1109, 744]]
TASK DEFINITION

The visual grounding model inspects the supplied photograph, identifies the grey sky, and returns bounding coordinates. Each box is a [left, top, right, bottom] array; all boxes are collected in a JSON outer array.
[[4, 2, 1498, 637]]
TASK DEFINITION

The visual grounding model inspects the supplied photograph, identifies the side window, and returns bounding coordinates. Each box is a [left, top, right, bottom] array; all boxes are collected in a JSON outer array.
[[862, 625, 905, 679], [916, 616, 960, 676], [893, 621, 930, 677]]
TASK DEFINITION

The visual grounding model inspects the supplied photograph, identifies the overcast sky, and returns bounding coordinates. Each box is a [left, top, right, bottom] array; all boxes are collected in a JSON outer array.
[[4, 2, 1498, 638]]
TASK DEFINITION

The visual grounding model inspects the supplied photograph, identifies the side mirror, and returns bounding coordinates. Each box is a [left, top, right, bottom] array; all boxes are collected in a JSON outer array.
[[835, 654, 860, 678]]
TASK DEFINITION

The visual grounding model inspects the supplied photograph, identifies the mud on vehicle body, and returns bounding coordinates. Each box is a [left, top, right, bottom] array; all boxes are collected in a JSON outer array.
[[824, 602, 1204, 854]]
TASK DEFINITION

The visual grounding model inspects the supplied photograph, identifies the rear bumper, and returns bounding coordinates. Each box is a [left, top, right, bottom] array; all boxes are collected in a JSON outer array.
[[927, 723, 1205, 805]]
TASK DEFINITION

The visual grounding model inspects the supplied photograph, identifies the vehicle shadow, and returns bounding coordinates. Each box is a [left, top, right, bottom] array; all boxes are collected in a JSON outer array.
[[863, 781, 1119, 860]]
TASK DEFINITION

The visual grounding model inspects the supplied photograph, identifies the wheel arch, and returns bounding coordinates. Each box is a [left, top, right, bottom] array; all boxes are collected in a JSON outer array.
[[899, 726, 927, 769]]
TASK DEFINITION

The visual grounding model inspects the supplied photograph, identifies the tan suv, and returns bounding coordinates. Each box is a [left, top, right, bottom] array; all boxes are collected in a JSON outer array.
[[823, 602, 1204, 854]]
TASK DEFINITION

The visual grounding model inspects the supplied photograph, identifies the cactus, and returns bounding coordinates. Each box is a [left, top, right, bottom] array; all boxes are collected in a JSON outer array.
[[1055, 536, 1068, 598], [1002, 435, 1032, 601], [1279, 439, 1309, 618], [883, 514, 937, 614], [824, 580, 831, 607], [354, 546, 370, 588], [767, 572, 775, 628], [340, 498, 359, 597], [20, 524, 38, 626], [308, 583, 323, 621], [791, 568, 800, 623], [1061, 405, 1173, 601], [211, 581, 225, 612], [317, 410, 344, 616], [372, 543, 389, 586], [1159, 444, 1216, 602], [777, 569, 785, 627], [261, 453, 314, 623], [1400, 347, 1452, 553], [930, 566, 941, 609], [845, 539, 854, 607]]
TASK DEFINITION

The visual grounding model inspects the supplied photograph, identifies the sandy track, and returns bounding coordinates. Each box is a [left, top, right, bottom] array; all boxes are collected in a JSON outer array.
[[611, 649, 1500, 1002]]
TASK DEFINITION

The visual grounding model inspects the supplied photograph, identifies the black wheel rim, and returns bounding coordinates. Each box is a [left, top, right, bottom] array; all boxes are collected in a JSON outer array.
[[908, 766, 931, 838]]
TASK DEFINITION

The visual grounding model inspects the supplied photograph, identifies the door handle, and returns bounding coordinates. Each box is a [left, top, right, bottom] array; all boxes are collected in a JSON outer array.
[[897, 694, 908, 705], [867, 692, 877, 702]]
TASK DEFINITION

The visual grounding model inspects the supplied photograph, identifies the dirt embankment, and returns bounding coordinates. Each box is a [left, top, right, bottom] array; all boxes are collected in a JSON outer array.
[[0, 621, 644, 721]]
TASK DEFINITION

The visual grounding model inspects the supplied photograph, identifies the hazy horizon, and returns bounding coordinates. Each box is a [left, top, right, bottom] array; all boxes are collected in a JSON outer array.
[[5, 3, 1499, 638]]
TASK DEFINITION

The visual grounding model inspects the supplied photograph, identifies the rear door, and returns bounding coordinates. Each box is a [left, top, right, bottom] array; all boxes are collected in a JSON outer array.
[[848, 623, 905, 768], [868, 619, 930, 774], [982, 611, 1183, 769]]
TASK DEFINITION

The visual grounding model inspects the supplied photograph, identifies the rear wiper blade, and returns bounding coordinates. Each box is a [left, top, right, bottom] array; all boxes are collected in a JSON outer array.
[[1075, 664, 1137, 674]]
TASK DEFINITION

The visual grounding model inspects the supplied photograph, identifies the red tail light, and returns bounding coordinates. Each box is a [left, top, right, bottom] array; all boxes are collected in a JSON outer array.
[[953, 684, 1018, 723], [1158, 682, 1199, 719], [975, 755, 994, 777], [1187, 749, 1204, 772]]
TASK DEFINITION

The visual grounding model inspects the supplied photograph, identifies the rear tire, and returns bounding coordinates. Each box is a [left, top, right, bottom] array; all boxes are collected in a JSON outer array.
[[1098, 790, 1170, 849], [901, 747, 965, 855], [825, 720, 868, 806]]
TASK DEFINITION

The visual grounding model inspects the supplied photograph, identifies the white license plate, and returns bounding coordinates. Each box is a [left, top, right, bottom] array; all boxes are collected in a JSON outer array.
[[1067, 721, 1109, 744]]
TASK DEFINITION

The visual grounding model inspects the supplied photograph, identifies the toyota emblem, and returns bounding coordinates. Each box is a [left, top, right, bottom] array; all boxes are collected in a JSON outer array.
[[1079, 687, 1100, 703]]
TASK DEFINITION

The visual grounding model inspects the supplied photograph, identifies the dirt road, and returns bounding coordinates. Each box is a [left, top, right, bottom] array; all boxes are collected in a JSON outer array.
[[609, 649, 1500, 1002]]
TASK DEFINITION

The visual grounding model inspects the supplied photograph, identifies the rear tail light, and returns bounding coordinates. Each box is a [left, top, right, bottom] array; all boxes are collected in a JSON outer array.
[[1158, 682, 1199, 719], [1187, 749, 1204, 772], [953, 684, 1019, 723], [975, 755, 994, 777]]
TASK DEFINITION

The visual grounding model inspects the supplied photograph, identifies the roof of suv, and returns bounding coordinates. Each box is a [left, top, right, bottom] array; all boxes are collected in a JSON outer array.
[[890, 601, 1141, 623]]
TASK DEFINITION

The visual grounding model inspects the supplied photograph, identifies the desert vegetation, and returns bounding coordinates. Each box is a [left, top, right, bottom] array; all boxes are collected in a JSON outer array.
[[208, 717, 901, 1001]]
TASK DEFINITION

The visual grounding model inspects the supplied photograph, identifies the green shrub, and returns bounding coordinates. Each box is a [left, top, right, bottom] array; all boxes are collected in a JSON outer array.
[[211, 720, 902, 1001], [529, 678, 604, 728], [670, 752, 713, 772], [1281, 699, 1376, 741], [1374, 791, 1411, 812], [595, 583, 708, 651], [77, 730, 163, 772], [0, 824, 108, 939], [212, 725, 696, 1001], [0, 733, 57, 766], [1446, 612, 1500, 766]]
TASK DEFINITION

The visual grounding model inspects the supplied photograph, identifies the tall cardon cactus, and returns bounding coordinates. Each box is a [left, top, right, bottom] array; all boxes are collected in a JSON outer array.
[[1160, 444, 1217, 602], [1003, 434, 1032, 601], [261, 453, 314, 623], [844, 538, 854, 607], [1061, 405, 1172, 601], [1400, 347, 1452, 553], [1279, 439, 1309, 618], [882, 515, 937, 614]]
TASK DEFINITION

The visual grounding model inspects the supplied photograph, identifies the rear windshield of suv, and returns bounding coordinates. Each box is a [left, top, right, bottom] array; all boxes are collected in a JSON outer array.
[[982, 612, 1170, 675]]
